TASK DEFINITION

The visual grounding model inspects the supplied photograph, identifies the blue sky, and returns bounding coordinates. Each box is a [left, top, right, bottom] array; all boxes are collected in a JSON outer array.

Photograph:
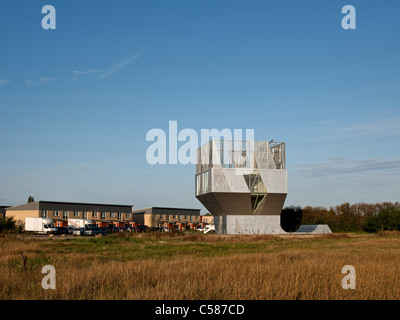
[[1, 0, 399, 211]]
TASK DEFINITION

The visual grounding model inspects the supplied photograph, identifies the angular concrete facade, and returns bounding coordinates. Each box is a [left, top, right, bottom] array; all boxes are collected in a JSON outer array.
[[195, 139, 333, 235], [195, 139, 288, 234]]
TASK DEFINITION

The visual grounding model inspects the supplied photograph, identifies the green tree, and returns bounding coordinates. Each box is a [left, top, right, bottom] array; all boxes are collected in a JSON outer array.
[[280, 206, 303, 232], [363, 207, 400, 233], [27, 196, 35, 203], [333, 203, 362, 232]]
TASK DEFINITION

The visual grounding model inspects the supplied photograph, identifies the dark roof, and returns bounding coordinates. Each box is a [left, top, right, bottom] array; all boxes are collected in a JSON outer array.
[[6, 202, 38, 211], [132, 207, 201, 213], [6, 200, 132, 211], [152, 206, 201, 211], [35, 200, 133, 207]]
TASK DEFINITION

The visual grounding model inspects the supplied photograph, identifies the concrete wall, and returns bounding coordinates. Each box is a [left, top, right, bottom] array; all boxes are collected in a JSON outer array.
[[214, 215, 287, 234], [214, 215, 333, 235]]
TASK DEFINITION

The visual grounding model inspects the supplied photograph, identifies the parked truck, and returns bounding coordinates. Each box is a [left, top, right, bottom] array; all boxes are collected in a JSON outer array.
[[68, 218, 94, 229], [25, 217, 58, 234]]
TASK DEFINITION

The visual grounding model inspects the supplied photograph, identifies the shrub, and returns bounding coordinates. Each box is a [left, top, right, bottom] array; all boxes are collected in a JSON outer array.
[[0, 216, 20, 233], [280, 206, 303, 232]]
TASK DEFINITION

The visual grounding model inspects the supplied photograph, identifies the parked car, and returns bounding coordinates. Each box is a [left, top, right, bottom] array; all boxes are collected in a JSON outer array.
[[55, 227, 69, 235], [72, 228, 85, 236], [66, 226, 75, 234], [125, 226, 138, 232], [107, 226, 118, 233], [137, 226, 149, 232], [132, 226, 147, 233], [149, 227, 162, 232], [84, 226, 103, 236], [99, 227, 108, 235]]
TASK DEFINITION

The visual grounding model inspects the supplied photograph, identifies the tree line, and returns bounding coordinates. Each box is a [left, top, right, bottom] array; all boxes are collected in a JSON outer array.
[[281, 202, 400, 233], [1, 201, 400, 234]]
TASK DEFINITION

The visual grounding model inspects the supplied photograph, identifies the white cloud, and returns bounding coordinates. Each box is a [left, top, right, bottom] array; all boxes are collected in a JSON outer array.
[[0, 79, 11, 86], [25, 77, 55, 86], [295, 157, 400, 177], [336, 117, 400, 137]]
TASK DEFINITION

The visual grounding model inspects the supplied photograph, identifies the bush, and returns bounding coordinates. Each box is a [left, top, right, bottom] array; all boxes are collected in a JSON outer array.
[[0, 216, 22, 233], [280, 206, 303, 232]]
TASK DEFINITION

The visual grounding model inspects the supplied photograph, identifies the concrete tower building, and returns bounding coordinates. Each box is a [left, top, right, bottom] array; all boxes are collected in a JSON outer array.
[[195, 139, 288, 234]]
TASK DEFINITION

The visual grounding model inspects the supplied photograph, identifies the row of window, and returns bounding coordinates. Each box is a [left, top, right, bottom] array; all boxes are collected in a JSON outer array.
[[42, 210, 131, 220], [41, 211, 200, 222], [156, 214, 200, 222]]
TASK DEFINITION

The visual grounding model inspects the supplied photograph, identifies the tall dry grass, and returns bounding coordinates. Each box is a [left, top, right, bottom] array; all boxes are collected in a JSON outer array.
[[1, 233, 400, 300]]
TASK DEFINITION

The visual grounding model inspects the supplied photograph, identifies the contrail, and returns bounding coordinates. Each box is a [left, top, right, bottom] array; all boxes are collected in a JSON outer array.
[[98, 50, 145, 79], [73, 69, 103, 75]]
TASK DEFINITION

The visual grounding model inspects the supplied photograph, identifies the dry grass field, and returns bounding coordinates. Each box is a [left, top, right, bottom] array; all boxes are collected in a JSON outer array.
[[1, 231, 400, 300]]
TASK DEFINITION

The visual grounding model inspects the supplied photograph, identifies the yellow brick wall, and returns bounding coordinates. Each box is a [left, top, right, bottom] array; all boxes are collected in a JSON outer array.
[[6, 210, 40, 224]]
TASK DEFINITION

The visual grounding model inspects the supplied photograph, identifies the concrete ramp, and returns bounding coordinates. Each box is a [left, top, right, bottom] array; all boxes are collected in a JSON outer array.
[[295, 224, 332, 234]]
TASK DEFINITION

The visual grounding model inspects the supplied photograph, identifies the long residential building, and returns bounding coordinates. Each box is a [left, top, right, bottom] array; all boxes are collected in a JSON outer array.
[[6, 201, 133, 227], [132, 207, 202, 230]]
